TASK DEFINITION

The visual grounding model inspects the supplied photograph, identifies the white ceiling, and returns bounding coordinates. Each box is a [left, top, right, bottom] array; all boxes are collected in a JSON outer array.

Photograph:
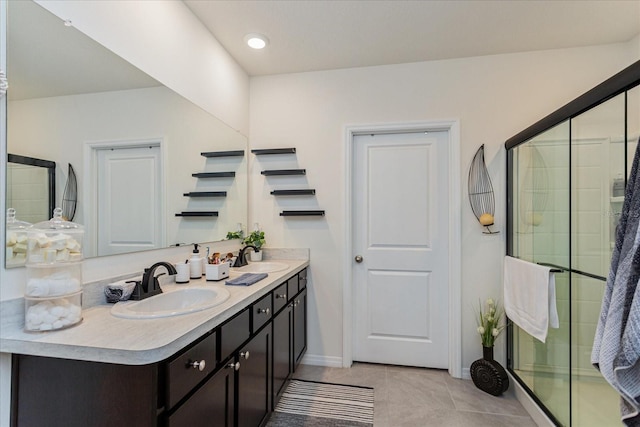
[[185, 0, 640, 76]]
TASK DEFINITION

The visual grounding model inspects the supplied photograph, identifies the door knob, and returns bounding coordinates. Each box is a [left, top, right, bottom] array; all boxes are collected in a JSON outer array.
[[354, 255, 363, 263]]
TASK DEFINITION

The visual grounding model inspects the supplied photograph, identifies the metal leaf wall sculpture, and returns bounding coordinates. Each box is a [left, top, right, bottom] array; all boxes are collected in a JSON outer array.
[[61, 164, 77, 221], [468, 144, 498, 234]]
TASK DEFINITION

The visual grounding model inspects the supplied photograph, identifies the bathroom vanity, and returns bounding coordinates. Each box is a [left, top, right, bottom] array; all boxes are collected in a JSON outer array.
[[3, 261, 308, 427]]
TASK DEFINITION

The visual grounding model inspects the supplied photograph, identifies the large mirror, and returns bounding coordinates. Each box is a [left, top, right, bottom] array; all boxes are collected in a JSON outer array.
[[5, 0, 248, 267]]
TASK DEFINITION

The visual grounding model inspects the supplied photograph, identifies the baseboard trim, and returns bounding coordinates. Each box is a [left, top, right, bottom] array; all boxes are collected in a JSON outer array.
[[461, 367, 471, 380], [300, 354, 343, 368], [508, 371, 554, 427]]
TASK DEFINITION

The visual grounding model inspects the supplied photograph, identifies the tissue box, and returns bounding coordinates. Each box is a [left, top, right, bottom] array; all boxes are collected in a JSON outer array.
[[206, 263, 230, 281]]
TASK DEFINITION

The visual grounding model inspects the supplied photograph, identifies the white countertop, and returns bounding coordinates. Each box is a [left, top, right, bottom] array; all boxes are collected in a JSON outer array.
[[0, 259, 308, 365]]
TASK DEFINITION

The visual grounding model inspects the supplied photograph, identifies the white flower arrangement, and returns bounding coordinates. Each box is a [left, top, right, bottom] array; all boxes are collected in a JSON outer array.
[[476, 298, 505, 347]]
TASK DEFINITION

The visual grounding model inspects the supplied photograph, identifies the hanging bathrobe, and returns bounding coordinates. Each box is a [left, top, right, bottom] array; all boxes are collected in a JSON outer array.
[[592, 139, 640, 426]]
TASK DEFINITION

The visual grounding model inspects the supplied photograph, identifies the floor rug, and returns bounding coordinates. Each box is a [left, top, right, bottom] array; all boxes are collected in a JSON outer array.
[[269, 379, 374, 426]]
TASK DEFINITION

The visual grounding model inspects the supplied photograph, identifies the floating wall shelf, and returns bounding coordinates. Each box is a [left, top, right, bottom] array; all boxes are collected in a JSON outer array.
[[251, 148, 296, 155], [201, 150, 245, 158], [261, 169, 306, 176], [280, 210, 325, 217], [271, 189, 316, 196], [192, 172, 236, 178], [175, 211, 219, 217], [183, 191, 227, 198]]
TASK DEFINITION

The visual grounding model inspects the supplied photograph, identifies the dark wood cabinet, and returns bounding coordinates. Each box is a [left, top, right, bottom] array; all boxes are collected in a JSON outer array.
[[10, 268, 308, 427], [293, 288, 307, 368], [165, 330, 217, 409], [12, 355, 157, 427], [237, 325, 271, 427], [272, 302, 293, 404], [272, 272, 308, 406], [167, 362, 235, 427]]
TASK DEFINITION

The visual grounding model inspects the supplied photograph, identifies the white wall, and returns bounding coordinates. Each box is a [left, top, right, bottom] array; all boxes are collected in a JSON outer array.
[[248, 41, 639, 373], [34, 0, 249, 137]]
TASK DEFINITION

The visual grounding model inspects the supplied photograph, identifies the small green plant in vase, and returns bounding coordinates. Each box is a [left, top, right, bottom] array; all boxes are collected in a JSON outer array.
[[471, 298, 509, 396], [226, 223, 244, 240], [476, 298, 505, 351], [226, 230, 243, 240], [243, 230, 265, 261]]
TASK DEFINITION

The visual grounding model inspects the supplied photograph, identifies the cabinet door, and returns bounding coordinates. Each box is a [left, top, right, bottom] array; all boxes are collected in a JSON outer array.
[[13, 355, 157, 427], [237, 325, 271, 427], [293, 288, 307, 368], [167, 365, 235, 427], [272, 303, 293, 405]]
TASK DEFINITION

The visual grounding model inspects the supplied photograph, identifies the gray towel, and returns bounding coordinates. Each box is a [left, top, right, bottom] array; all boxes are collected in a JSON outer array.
[[226, 273, 268, 286], [592, 139, 640, 425]]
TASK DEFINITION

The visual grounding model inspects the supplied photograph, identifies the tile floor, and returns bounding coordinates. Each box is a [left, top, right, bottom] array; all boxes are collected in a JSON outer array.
[[293, 362, 538, 427]]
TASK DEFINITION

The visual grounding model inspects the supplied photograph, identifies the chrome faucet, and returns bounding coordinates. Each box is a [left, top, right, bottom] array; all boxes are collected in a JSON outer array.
[[129, 262, 177, 300], [233, 245, 259, 268]]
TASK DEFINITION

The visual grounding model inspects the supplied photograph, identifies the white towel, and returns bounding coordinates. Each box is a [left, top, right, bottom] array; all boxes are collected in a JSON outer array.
[[503, 256, 559, 343]]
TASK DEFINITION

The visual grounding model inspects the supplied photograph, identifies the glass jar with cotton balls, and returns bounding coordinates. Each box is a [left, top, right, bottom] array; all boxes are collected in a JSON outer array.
[[24, 208, 84, 332]]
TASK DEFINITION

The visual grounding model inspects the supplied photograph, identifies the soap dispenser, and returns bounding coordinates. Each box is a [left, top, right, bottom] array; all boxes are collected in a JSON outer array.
[[190, 244, 203, 279]]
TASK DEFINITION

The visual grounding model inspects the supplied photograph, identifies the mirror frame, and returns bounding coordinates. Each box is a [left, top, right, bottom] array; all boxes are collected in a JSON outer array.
[[7, 153, 55, 218]]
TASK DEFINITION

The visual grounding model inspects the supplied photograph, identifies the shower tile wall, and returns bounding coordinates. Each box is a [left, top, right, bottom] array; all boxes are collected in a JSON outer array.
[[6, 163, 49, 224]]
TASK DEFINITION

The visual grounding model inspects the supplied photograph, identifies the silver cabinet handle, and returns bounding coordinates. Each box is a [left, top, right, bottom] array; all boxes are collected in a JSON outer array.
[[276, 293, 287, 299], [240, 351, 250, 360], [190, 360, 206, 371], [226, 361, 240, 371], [354, 255, 363, 263], [257, 307, 270, 315]]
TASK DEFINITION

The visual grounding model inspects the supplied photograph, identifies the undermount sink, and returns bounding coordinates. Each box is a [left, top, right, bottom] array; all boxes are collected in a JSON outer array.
[[111, 287, 230, 319], [232, 261, 289, 274]]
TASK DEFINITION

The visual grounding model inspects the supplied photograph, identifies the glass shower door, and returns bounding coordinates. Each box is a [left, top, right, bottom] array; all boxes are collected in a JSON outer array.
[[510, 120, 571, 426]]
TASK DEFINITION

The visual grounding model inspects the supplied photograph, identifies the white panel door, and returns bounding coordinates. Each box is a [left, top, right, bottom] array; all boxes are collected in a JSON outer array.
[[97, 145, 162, 256], [353, 131, 449, 368]]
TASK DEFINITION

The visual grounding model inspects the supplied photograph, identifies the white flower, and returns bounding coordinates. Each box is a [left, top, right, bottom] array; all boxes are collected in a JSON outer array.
[[489, 307, 496, 315], [486, 298, 495, 306], [492, 328, 500, 337], [477, 326, 485, 334], [487, 316, 494, 322]]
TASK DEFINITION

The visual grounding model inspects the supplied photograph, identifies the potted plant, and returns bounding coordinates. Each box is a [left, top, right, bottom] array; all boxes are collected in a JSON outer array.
[[470, 298, 509, 396], [226, 223, 244, 241], [225, 230, 243, 240], [243, 229, 265, 261]]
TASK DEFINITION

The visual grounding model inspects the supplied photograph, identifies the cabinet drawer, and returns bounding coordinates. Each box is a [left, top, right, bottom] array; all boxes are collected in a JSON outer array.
[[252, 293, 272, 332], [167, 363, 234, 427], [298, 268, 307, 291], [166, 331, 216, 410], [220, 308, 250, 361], [287, 275, 299, 301], [273, 283, 288, 313]]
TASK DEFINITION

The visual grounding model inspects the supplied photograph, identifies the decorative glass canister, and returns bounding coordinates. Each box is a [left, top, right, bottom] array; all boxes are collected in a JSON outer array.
[[5, 208, 31, 267], [24, 208, 84, 331]]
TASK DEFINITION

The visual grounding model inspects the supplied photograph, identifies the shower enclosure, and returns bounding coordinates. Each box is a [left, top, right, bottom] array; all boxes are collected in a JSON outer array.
[[506, 61, 640, 426]]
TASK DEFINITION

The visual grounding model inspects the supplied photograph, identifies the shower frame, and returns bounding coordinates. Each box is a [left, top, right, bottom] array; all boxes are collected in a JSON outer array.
[[505, 59, 640, 425]]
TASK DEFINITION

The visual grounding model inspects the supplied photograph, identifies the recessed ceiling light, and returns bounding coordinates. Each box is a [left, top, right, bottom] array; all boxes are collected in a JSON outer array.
[[244, 33, 269, 50]]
